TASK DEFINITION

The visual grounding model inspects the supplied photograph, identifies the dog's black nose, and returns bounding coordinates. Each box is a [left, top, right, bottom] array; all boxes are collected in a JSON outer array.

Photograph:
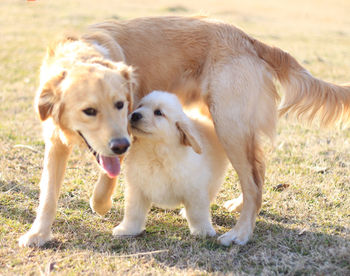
[[131, 112, 143, 122], [109, 138, 130, 154]]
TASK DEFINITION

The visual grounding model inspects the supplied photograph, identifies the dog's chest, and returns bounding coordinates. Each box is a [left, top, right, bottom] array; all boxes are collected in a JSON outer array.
[[127, 156, 188, 208]]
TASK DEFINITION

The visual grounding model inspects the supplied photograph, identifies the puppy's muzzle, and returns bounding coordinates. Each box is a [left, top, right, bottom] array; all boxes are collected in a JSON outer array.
[[109, 138, 130, 154], [131, 112, 143, 123]]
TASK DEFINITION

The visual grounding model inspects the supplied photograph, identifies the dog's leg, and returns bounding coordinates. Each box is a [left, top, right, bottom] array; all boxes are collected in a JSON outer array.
[[90, 172, 117, 215], [216, 134, 265, 246], [113, 186, 151, 237], [19, 137, 71, 247], [90, 156, 125, 215], [212, 119, 264, 245], [206, 58, 276, 245], [184, 197, 216, 237]]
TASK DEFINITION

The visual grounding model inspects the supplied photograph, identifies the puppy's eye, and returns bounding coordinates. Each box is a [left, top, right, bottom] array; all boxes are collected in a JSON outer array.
[[83, 108, 97, 116], [115, 101, 124, 110], [154, 109, 163, 116]]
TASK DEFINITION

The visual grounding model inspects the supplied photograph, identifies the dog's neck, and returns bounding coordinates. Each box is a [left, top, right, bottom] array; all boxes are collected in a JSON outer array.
[[82, 32, 126, 62], [130, 136, 192, 165]]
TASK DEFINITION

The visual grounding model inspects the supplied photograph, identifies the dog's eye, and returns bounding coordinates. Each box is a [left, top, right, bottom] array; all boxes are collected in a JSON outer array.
[[83, 108, 97, 116], [154, 109, 163, 116], [115, 101, 124, 110]]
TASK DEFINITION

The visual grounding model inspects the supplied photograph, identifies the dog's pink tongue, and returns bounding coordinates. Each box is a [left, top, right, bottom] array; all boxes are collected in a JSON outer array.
[[99, 155, 121, 178]]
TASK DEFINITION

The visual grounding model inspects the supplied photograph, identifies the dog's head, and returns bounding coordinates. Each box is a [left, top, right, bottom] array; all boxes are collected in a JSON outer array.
[[35, 61, 136, 178], [129, 91, 202, 154]]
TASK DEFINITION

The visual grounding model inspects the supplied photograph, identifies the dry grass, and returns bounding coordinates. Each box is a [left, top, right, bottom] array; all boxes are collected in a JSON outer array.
[[1, 0, 349, 274]]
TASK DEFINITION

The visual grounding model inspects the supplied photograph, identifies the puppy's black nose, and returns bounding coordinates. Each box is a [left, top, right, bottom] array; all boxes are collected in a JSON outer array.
[[131, 112, 142, 122], [109, 138, 130, 154]]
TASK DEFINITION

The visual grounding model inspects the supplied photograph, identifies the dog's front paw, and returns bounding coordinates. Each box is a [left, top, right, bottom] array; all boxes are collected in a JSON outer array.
[[112, 223, 142, 237], [90, 197, 112, 216], [18, 231, 52, 247], [190, 225, 216, 237], [217, 227, 251, 246]]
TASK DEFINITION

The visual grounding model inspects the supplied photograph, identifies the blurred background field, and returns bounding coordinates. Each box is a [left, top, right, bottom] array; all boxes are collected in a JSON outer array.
[[0, 0, 349, 274]]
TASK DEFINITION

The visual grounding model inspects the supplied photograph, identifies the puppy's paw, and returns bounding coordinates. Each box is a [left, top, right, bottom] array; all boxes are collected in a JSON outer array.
[[217, 228, 250, 246], [18, 231, 52, 247], [224, 196, 243, 213], [90, 197, 112, 216], [190, 225, 216, 237], [112, 224, 142, 237]]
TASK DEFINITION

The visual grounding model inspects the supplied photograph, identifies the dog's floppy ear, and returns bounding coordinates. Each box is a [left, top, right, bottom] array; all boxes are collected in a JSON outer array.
[[36, 70, 66, 121], [176, 121, 202, 154], [115, 62, 137, 113]]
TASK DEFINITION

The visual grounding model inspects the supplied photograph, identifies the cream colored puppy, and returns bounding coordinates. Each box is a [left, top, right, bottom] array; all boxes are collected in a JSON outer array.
[[113, 91, 228, 237]]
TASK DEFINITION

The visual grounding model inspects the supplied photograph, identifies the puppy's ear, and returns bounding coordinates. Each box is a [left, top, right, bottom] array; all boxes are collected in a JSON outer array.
[[36, 70, 66, 121], [115, 62, 137, 113], [176, 121, 202, 154]]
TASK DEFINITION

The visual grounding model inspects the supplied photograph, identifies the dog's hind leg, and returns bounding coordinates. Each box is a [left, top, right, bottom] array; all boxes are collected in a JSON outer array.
[[90, 172, 117, 215], [215, 132, 265, 245], [206, 57, 277, 245], [19, 136, 71, 247]]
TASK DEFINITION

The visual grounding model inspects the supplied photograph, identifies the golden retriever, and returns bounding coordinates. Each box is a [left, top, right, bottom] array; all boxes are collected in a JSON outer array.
[[114, 91, 228, 237], [19, 16, 350, 247]]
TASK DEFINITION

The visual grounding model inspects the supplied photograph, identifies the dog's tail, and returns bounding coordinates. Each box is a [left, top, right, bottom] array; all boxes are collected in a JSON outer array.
[[250, 38, 350, 126]]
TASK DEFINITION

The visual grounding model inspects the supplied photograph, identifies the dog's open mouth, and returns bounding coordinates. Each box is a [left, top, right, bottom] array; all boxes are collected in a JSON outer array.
[[78, 131, 120, 178]]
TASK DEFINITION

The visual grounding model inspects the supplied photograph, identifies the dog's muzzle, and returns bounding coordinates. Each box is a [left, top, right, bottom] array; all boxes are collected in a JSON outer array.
[[109, 138, 130, 154], [77, 131, 123, 178], [130, 112, 143, 123]]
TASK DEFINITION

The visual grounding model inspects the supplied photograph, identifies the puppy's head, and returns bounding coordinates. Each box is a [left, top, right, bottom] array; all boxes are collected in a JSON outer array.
[[129, 91, 202, 154], [35, 60, 136, 178]]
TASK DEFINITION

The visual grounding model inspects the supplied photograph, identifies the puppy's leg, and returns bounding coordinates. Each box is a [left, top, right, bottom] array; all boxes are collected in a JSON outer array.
[[206, 58, 276, 245], [184, 197, 216, 237], [113, 186, 151, 236], [90, 172, 117, 215], [224, 194, 243, 213], [19, 137, 71, 247]]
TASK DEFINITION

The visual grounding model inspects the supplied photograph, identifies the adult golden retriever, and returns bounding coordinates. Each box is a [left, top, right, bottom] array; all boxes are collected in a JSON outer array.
[[19, 16, 350, 247]]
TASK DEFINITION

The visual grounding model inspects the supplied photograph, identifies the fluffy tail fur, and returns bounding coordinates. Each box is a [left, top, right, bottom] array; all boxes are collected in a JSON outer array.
[[250, 38, 350, 126]]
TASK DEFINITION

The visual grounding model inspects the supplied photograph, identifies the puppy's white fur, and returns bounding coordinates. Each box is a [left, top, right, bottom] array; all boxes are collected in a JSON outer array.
[[113, 91, 228, 237]]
